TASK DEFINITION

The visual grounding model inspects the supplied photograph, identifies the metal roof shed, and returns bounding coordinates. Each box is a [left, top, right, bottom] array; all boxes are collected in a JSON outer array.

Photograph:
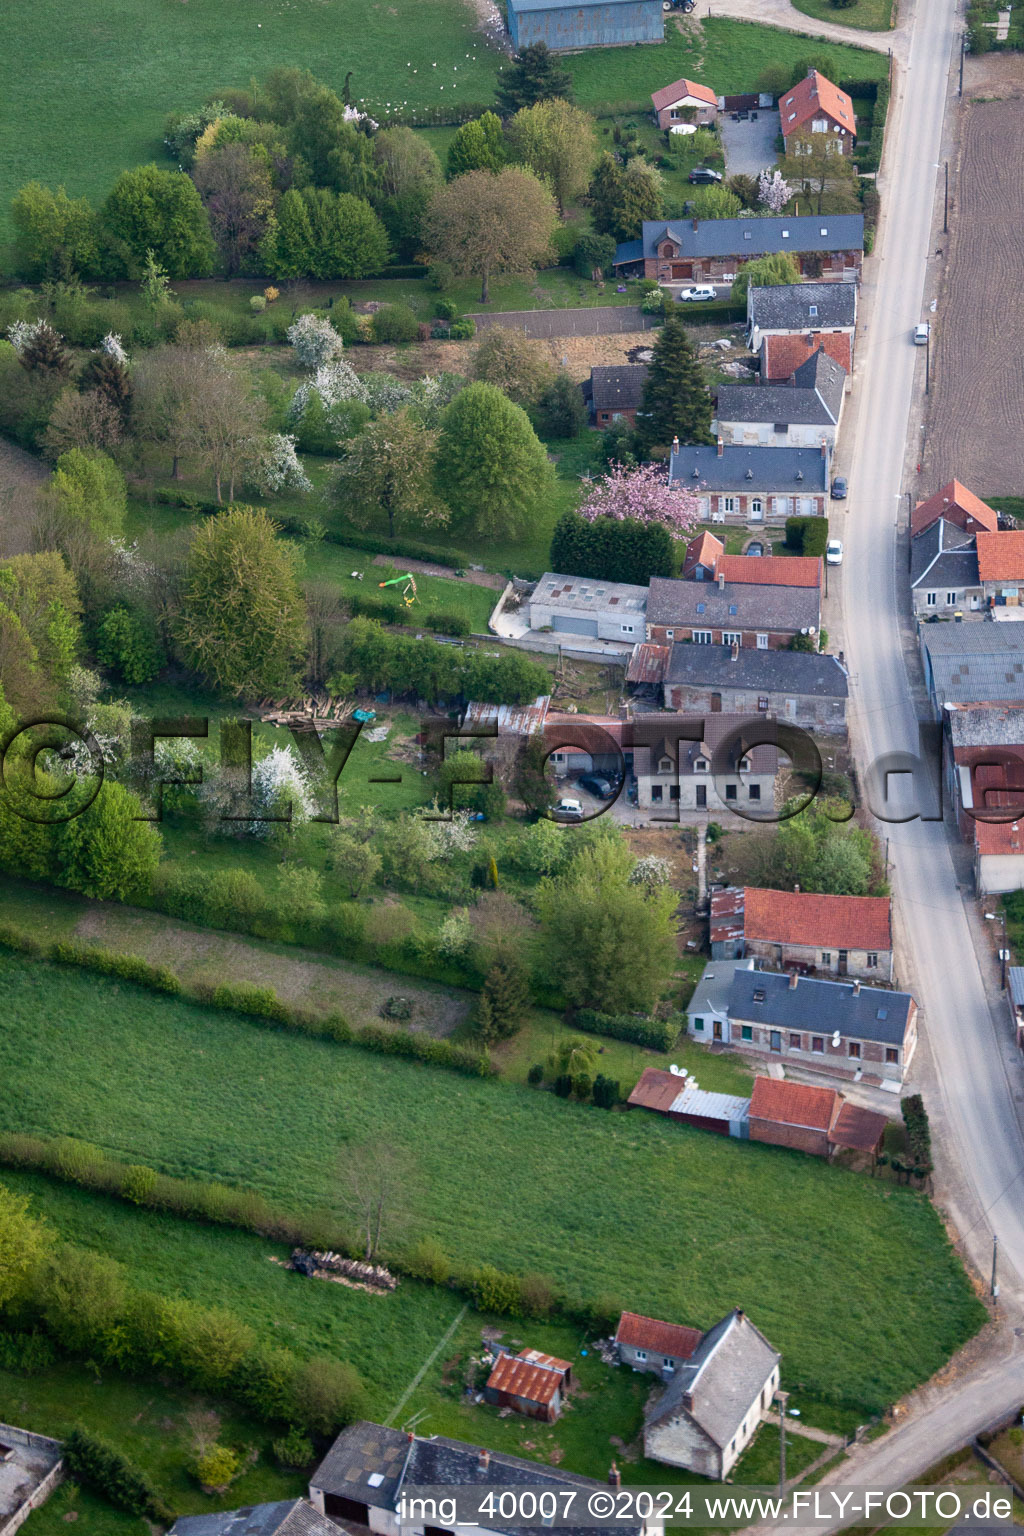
[[506, 0, 663, 49]]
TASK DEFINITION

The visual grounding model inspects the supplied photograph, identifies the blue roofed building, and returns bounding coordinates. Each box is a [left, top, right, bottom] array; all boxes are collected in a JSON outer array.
[[613, 214, 864, 283], [506, 0, 663, 51]]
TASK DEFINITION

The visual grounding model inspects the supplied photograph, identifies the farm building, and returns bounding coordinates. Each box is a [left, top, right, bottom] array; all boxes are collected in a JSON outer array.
[[169, 1502, 338, 1535], [709, 886, 893, 979], [655, 642, 848, 732], [527, 573, 647, 644], [506, 0, 663, 50], [627, 1067, 750, 1136], [484, 1347, 572, 1422], [747, 1076, 887, 1159], [615, 1311, 703, 1374]]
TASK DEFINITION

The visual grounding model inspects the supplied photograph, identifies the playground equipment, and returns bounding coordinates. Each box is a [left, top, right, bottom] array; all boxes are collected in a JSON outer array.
[[377, 572, 419, 608]]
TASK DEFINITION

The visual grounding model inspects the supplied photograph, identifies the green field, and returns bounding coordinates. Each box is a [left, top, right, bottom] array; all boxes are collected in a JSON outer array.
[[790, 0, 895, 32], [0, 955, 985, 1414]]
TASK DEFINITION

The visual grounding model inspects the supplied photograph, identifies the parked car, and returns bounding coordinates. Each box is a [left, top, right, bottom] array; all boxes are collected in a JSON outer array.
[[913, 323, 930, 345], [678, 284, 717, 303], [688, 166, 723, 184], [830, 476, 848, 500], [826, 538, 844, 566], [578, 772, 617, 799], [551, 797, 584, 821], [745, 540, 765, 557]]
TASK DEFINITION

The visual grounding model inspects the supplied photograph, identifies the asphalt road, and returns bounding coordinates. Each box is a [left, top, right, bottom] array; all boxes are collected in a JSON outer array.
[[761, 0, 1024, 1514]]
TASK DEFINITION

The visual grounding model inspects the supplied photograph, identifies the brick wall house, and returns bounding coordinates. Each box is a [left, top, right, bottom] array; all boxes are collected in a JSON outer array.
[[612, 215, 864, 284]]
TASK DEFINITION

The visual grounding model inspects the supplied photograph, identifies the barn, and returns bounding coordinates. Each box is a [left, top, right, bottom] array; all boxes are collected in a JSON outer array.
[[506, 0, 663, 51]]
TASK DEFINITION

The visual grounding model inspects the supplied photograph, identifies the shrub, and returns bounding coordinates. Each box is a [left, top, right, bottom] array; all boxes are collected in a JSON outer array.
[[264, 286, 280, 304], [527, 1063, 544, 1085], [0, 1329, 56, 1374], [95, 604, 164, 685], [211, 982, 289, 1022], [784, 515, 829, 557], [572, 1071, 592, 1100], [573, 1009, 679, 1050], [553, 1073, 573, 1098], [52, 1137, 106, 1185], [425, 609, 471, 637], [370, 304, 420, 344], [434, 298, 459, 321], [470, 1263, 522, 1315], [593, 1073, 621, 1109], [449, 318, 475, 340], [405, 1235, 451, 1285], [0, 920, 43, 956], [272, 1427, 315, 1469], [195, 1446, 239, 1490], [63, 1428, 168, 1521], [288, 1356, 366, 1436], [121, 1164, 158, 1205], [519, 1271, 556, 1319], [250, 294, 267, 313]]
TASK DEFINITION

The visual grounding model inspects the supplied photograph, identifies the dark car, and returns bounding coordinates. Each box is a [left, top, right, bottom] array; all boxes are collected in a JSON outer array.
[[746, 540, 765, 557], [578, 772, 616, 799], [831, 476, 848, 500], [688, 166, 723, 185]]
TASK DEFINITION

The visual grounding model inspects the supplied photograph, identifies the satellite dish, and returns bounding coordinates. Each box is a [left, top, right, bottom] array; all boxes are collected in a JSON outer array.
[[831, 1030, 841, 1048], [669, 1064, 683, 1076]]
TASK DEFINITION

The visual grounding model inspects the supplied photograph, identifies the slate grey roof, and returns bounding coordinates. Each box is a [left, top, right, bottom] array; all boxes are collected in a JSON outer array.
[[689, 959, 756, 1019], [613, 238, 644, 266], [647, 576, 820, 634], [1008, 967, 1024, 1008], [667, 443, 829, 494], [646, 1310, 780, 1450], [748, 282, 856, 333], [615, 215, 865, 266], [631, 714, 779, 778], [727, 970, 915, 1045], [168, 1501, 336, 1536], [945, 703, 1024, 747], [588, 364, 648, 412], [910, 518, 979, 589], [312, 1422, 643, 1536], [664, 642, 848, 698], [715, 350, 846, 428], [922, 625, 1024, 707]]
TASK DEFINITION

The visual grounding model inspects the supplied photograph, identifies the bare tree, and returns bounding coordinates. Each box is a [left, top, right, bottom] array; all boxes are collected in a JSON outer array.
[[304, 580, 346, 687], [42, 389, 123, 459], [133, 339, 226, 480], [192, 144, 275, 277], [182, 358, 266, 503], [337, 1143, 408, 1262]]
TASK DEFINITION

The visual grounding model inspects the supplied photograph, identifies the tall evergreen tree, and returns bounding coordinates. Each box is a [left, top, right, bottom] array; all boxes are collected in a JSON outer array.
[[637, 315, 713, 453], [79, 351, 133, 431], [495, 43, 573, 115], [446, 113, 506, 178], [474, 954, 531, 1043]]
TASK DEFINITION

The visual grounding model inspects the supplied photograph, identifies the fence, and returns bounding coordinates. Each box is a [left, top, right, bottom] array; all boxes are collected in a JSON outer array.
[[0, 1424, 64, 1536]]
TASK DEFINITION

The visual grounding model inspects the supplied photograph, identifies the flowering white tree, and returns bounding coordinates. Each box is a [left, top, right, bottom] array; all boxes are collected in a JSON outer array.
[[287, 312, 346, 369], [101, 332, 129, 366], [251, 434, 313, 496], [578, 462, 702, 534], [758, 168, 793, 214], [629, 853, 674, 889], [288, 361, 366, 422], [411, 371, 467, 428], [109, 539, 157, 598], [6, 318, 49, 354], [419, 805, 479, 858], [437, 906, 473, 959], [360, 372, 414, 416], [248, 745, 316, 836]]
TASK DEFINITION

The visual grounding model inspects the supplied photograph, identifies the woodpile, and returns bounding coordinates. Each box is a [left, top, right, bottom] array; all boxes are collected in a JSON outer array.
[[290, 1249, 398, 1292]]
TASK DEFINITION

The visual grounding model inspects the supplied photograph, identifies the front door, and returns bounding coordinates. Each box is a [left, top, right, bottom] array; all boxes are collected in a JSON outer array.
[[838, 950, 848, 975], [696, 783, 707, 808], [710, 692, 722, 713], [713, 1019, 723, 1041]]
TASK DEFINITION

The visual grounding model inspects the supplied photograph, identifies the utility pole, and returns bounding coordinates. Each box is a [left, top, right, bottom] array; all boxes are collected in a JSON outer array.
[[777, 1390, 789, 1493], [991, 1233, 999, 1301], [943, 161, 949, 235], [925, 327, 930, 394], [959, 31, 966, 96]]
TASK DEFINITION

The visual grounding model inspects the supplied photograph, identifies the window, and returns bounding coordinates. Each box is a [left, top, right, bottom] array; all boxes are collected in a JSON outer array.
[[728, 604, 738, 616], [848, 1041, 861, 1059], [812, 1036, 824, 1053], [693, 630, 713, 644], [666, 629, 675, 639], [756, 633, 769, 649], [886, 1047, 899, 1064], [621, 623, 634, 634], [652, 784, 663, 802], [696, 602, 705, 614], [867, 952, 878, 968], [670, 784, 680, 800], [741, 1024, 753, 1041], [659, 756, 674, 773], [692, 1017, 705, 1032], [789, 1033, 800, 1049], [725, 783, 737, 800], [723, 631, 741, 645], [926, 592, 936, 606], [751, 497, 763, 515], [770, 1030, 781, 1052], [749, 784, 761, 801], [694, 757, 708, 772], [739, 756, 751, 772], [781, 229, 790, 239], [821, 951, 831, 966], [947, 591, 957, 605], [809, 304, 818, 318], [723, 495, 736, 513], [636, 1348, 648, 1360], [757, 695, 769, 712]]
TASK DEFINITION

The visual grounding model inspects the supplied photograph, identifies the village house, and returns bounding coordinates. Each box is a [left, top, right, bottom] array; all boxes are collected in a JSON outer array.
[[911, 479, 999, 540], [676, 529, 823, 592], [506, 0, 663, 50], [910, 519, 981, 617], [709, 886, 894, 980], [779, 70, 857, 156], [612, 214, 865, 284], [643, 1310, 780, 1478], [650, 76, 719, 129], [169, 1502, 338, 1536], [646, 572, 821, 647], [310, 1421, 652, 1536], [942, 702, 1024, 842], [976, 531, 1024, 612], [688, 961, 918, 1083], [973, 816, 1024, 895], [614, 1311, 703, 1374], [526, 573, 647, 646], [582, 365, 648, 427], [919, 623, 1024, 719], [667, 442, 830, 524], [747, 281, 857, 357], [747, 1076, 887, 1159], [645, 641, 848, 730], [714, 349, 848, 451], [630, 712, 780, 813], [626, 1067, 751, 1135], [483, 1347, 571, 1422]]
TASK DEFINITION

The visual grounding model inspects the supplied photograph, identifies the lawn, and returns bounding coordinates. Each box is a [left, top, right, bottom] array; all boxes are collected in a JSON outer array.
[[0, 1357, 304, 1535], [0, 955, 986, 1415], [789, 0, 896, 32]]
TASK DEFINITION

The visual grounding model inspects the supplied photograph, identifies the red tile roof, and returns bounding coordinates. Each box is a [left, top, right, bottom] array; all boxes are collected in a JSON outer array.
[[486, 1350, 570, 1406], [651, 77, 718, 113], [743, 887, 891, 952], [615, 1311, 703, 1359], [828, 1100, 888, 1153], [779, 71, 856, 139], [715, 555, 821, 588], [683, 530, 725, 578], [911, 480, 999, 538], [749, 1075, 840, 1132], [627, 1066, 687, 1112], [976, 531, 1024, 583], [974, 816, 1024, 856], [761, 333, 852, 381]]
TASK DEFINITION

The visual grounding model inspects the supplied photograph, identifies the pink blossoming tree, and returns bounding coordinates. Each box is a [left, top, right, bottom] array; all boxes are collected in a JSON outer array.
[[577, 462, 702, 534]]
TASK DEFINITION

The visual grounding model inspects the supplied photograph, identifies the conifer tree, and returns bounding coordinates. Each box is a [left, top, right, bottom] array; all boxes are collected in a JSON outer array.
[[475, 954, 530, 1043], [495, 43, 572, 116], [636, 314, 713, 453]]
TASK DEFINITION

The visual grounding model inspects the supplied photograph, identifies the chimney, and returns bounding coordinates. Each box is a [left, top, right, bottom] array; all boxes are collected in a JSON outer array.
[[717, 435, 724, 458], [609, 1464, 622, 1489], [692, 217, 699, 232], [788, 971, 798, 990], [682, 1392, 693, 1411], [479, 1449, 490, 1470], [820, 438, 828, 459], [717, 571, 726, 590], [408, 1432, 415, 1443], [838, 650, 845, 665], [852, 979, 861, 996], [672, 435, 680, 454], [794, 883, 800, 893], [730, 641, 739, 662]]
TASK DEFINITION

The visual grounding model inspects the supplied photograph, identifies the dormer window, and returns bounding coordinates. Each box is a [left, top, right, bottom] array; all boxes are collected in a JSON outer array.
[[809, 305, 818, 317], [659, 756, 674, 773], [820, 227, 828, 235], [694, 757, 708, 772], [743, 231, 752, 240], [739, 756, 751, 772]]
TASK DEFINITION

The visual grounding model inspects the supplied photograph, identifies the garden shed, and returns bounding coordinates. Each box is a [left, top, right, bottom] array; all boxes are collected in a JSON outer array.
[[506, 0, 663, 51]]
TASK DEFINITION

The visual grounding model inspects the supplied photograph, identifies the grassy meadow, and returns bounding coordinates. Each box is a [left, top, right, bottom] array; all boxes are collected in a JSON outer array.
[[0, 954, 986, 1415]]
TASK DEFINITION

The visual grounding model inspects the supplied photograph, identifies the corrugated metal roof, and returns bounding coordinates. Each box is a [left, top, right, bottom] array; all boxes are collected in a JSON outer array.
[[1008, 967, 1024, 1006], [628, 1066, 688, 1111], [463, 696, 551, 736], [828, 1100, 888, 1152], [669, 1084, 751, 1123], [626, 642, 670, 685], [709, 886, 745, 946], [486, 1350, 569, 1406]]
